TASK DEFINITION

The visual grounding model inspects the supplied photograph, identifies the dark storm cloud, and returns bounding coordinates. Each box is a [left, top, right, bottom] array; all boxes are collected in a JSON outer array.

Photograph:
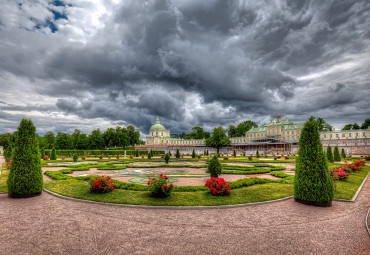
[[0, 0, 370, 135]]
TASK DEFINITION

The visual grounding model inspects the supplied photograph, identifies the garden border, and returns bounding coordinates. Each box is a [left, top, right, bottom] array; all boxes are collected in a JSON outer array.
[[365, 209, 370, 236], [333, 171, 370, 202], [43, 187, 293, 210]]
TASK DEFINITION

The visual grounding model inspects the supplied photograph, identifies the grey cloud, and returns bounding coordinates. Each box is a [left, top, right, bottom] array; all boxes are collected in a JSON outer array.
[[0, 0, 369, 135]]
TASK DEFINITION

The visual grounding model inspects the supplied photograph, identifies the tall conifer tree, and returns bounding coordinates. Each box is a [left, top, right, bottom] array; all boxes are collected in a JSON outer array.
[[294, 117, 334, 206], [8, 119, 43, 198], [333, 146, 341, 162], [326, 145, 334, 163]]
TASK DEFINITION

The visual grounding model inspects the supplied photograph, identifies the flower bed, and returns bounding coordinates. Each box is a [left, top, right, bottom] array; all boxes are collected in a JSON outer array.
[[205, 177, 230, 196], [89, 176, 115, 193], [147, 174, 174, 198]]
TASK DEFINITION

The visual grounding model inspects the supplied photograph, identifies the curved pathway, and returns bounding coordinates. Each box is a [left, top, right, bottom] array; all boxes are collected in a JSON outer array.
[[0, 156, 369, 254]]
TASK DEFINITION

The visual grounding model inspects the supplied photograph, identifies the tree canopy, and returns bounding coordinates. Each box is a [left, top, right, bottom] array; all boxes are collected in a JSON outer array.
[[228, 120, 258, 137], [206, 126, 230, 154]]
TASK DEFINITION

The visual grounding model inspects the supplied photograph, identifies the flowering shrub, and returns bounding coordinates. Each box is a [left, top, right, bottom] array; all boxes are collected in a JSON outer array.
[[6, 161, 11, 168], [61, 157, 65, 160], [329, 168, 350, 181], [223, 156, 229, 160], [365, 155, 370, 161], [285, 156, 289, 159], [347, 163, 359, 173], [87, 155, 90, 158], [116, 155, 120, 159], [248, 156, 252, 160], [99, 155, 103, 159], [81, 157, 86, 160], [354, 160, 364, 167], [42, 157, 48, 160], [205, 177, 231, 196], [147, 174, 174, 198], [89, 176, 115, 193], [277, 156, 282, 158]]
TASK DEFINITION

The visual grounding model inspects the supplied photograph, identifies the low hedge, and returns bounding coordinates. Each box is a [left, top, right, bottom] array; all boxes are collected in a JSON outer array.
[[271, 172, 290, 178], [43, 150, 165, 157]]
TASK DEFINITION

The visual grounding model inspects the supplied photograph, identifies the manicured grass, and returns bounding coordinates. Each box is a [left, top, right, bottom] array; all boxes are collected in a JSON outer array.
[[44, 180, 293, 206], [0, 164, 9, 192], [332, 165, 370, 200]]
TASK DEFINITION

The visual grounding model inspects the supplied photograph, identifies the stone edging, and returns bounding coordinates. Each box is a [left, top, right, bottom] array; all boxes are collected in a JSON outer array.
[[333, 171, 370, 202], [365, 209, 370, 236], [43, 187, 294, 210]]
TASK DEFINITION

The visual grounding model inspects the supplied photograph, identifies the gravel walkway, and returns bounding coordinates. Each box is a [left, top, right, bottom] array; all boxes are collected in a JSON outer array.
[[0, 156, 369, 254]]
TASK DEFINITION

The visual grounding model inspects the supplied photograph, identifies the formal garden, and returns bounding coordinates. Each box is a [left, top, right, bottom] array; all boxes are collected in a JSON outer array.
[[0, 118, 369, 207]]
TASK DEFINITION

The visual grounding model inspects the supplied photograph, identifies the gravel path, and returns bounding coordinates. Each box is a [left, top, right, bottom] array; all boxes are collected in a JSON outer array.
[[0, 156, 369, 254]]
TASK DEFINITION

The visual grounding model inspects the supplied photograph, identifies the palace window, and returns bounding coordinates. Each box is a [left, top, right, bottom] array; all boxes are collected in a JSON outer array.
[[292, 131, 294, 134], [349, 133, 352, 137], [336, 134, 339, 138], [156, 132, 158, 136], [324, 134, 326, 138], [330, 134, 332, 138], [356, 133, 358, 137], [363, 132, 366, 137], [287, 131, 289, 134], [342, 133, 345, 137]]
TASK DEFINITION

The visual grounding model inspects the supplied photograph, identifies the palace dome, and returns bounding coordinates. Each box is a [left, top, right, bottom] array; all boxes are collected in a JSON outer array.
[[149, 117, 167, 131]]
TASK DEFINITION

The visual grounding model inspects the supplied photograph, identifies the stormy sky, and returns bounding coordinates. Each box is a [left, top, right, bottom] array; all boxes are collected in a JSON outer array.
[[0, 0, 369, 138]]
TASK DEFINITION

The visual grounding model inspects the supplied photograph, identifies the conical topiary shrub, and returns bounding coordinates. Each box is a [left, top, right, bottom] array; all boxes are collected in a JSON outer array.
[[207, 155, 222, 178], [256, 150, 260, 158], [192, 149, 195, 158], [7, 119, 43, 198], [50, 147, 57, 160], [294, 117, 334, 207], [326, 145, 334, 163], [333, 146, 341, 162], [165, 153, 170, 164], [341, 148, 346, 159]]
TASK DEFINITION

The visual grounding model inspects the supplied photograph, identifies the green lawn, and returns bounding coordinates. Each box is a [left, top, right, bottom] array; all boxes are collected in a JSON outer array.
[[332, 165, 370, 200], [44, 180, 293, 206], [0, 164, 8, 192]]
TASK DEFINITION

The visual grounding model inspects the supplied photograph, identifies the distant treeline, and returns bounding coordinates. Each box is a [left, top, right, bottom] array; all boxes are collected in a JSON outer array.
[[0, 125, 144, 150]]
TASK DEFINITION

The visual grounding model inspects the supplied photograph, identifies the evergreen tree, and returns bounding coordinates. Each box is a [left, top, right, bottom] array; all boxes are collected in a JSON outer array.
[[135, 150, 139, 157], [40, 147, 45, 159], [341, 148, 346, 159], [206, 150, 209, 156], [326, 145, 334, 163], [165, 153, 170, 164], [50, 147, 57, 160], [233, 149, 236, 156], [148, 151, 152, 159], [192, 149, 195, 158], [8, 119, 43, 198], [294, 117, 334, 206], [207, 155, 222, 178], [333, 146, 341, 162], [176, 149, 180, 158], [256, 150, 260, 158]]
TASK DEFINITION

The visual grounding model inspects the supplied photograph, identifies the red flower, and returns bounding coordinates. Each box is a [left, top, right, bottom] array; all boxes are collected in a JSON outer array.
[[165, 176, 168, 179], [164, 185, 168, 190], [170, 184, 173, 187]]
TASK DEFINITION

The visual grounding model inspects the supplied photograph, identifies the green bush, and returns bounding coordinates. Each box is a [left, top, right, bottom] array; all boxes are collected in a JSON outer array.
[[256, 150, 260, 158], [192, 149, 195, 158], [50, 147, 57, 160], [7, 119, 43, 197], [341, 148, 346, 159], [147, 174, 174, 198], [165, 153, 170, 164], [294, 118, 334, 203], [40, 147, 45, 159], [333, 146, 341, 162], [73, 155, 78, 161], [148, 153, 151, 159], [326, 145, 334, 163], [176, 149, 180, 158], [207, 155, 222, 178], [89, 176, 115, 193]]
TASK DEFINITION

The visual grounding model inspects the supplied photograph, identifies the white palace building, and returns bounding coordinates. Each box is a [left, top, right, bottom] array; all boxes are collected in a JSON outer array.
[[136, 115, 370, 155]]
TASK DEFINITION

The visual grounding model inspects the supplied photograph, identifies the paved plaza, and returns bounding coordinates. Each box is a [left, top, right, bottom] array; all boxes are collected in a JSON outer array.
[[0, 156, 369, 254]]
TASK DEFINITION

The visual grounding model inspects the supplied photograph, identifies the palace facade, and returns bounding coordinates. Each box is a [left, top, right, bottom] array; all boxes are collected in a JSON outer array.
[[136, 115, 370, 155]]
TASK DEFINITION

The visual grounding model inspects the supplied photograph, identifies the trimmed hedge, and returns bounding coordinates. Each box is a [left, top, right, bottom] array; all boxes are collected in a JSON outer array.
[[294, 118, 334, 203], [8, 119, 43, 197], [43, 150, 165, 157]]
